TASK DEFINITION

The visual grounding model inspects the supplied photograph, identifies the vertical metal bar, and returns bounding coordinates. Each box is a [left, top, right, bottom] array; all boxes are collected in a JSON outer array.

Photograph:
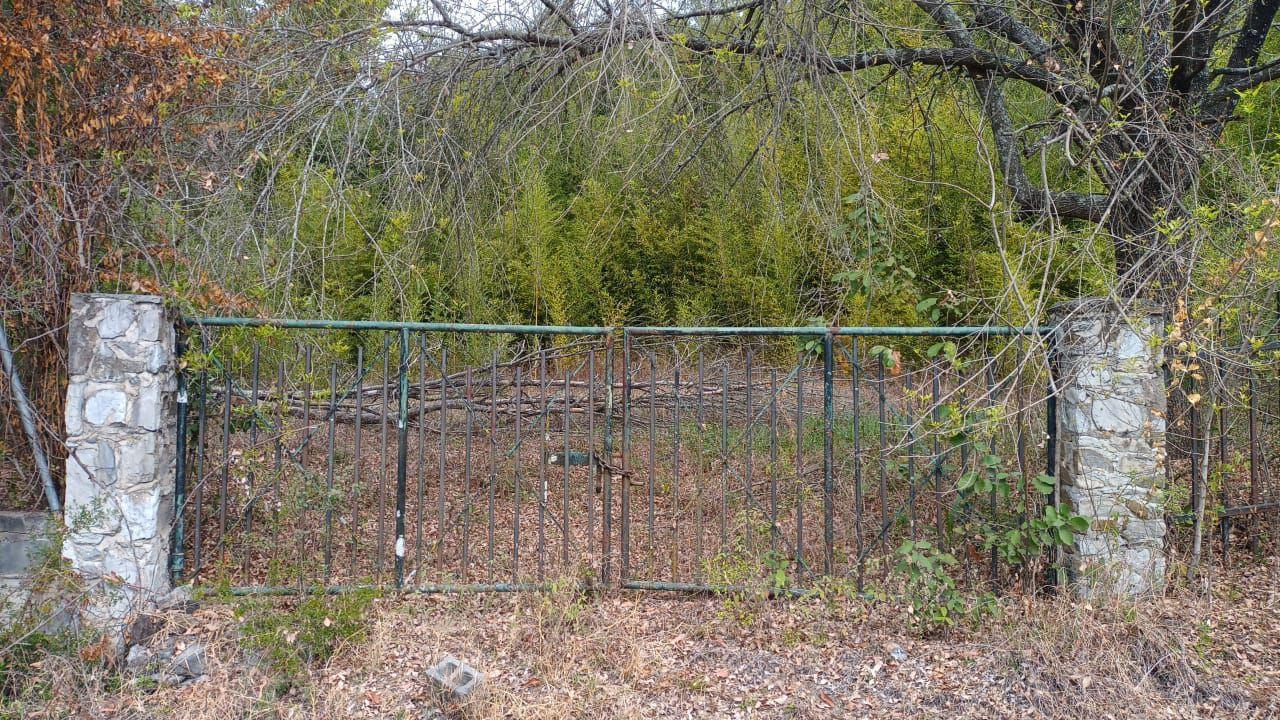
[[274, 360, 284, 505], [695, 350, 705, 584], [514, 366, 524, 583], [1046, 353, 1060, 587], [851, 337, 863, 591], [795, 353, 805, 572], [192, 336, 208, 578], [957, 351, 973, 579], [294, 344, 307, 586], [720, 365, 729, 553], [1016, 379, 1029, 594], [603, 336, 615, 585], [648, 349, 657, 573], [745, 348, 754, 552], [489, 350, 498, 580], [377, 335, 389, 580], [246, 342, 260, 578], [1249, 368, 1260, 553], [621, 332, 633, 582], [563, 367, 571, 568], [352, 346, 364, 579], [1017, 401, 1028, 535], [416, 335, 428, 586], [986, 363, 998, 585], [769, 369, 779, 552], [588, 349, 597, 575], [823, 333, 835, 576], [462, 366, 473, 582], [1267, 361, 1277, 545], [325, 363, 336, 583], [302, 346, 312, 467], [672, 357, 681, 579], [539, 349, 548, 580], [171, 331, 189, 582], [220, 370, 231, 550], [932, 369, 943, 550], [877, 355, 888, 533], [438, 347, 447, 578], [395, 328, 410, 589], [906, 371, 917, 540]]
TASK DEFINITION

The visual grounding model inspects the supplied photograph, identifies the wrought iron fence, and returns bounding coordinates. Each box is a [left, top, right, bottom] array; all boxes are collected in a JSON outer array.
[[173, 318, 1056, 595], [1166, 340, 1280, 562]]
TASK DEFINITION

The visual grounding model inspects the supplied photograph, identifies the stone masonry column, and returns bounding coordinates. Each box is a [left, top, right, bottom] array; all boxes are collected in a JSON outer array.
[[63, 294, 177, 631], [1051, 298, 1167, 597]]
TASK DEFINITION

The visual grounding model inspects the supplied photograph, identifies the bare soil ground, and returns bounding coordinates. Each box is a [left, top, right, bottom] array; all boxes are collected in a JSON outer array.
[[24, 558, 1279, 720]]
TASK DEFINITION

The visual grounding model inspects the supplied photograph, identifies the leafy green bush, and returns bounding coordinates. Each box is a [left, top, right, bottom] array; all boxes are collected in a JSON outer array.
[[893, 539, 968, 632], [956, 459, 1089, 568]]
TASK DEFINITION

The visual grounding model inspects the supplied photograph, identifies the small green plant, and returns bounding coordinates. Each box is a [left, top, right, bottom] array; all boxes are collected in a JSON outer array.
[[532, 577, 589, 631], [702, 533, 798, 627], [761, 549, 791, 591], [924, 338, 961, 368], [868, 343, 898, 370], [234, 588, 378, 677], [0, 627, 87, 704], [894, 539, 966, 632], [956, 458, 1089, 570], [0, 530, 98, 713]]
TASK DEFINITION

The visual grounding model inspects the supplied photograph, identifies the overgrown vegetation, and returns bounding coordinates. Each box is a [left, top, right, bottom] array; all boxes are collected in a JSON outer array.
[[0, 522, 96, 718], [4, 0, 1280, 515], [9, 575, 1273, 718], [233, 589, 379, 679]]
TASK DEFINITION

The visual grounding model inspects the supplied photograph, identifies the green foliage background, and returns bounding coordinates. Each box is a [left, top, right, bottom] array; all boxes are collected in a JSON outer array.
[[141, 2, 1280, 338]]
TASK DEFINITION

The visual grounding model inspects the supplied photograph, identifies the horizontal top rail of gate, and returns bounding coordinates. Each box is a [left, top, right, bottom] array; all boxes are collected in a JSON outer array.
[[625, 325, 1044, 336], [182, 316, 1046, 336], [182, 317, 612, 334]]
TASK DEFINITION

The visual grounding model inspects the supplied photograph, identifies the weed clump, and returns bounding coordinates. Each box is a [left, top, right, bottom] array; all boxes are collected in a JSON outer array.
[[234, 588, 378, 677]]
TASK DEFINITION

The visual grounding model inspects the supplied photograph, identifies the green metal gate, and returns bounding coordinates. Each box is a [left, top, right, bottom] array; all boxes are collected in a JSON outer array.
[[171, 318, 1051, 596]]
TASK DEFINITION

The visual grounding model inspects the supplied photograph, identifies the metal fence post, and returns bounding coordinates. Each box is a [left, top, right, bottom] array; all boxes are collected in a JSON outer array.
[[171, 327, 189, 583], [395, 328, 410, 589], [822, 332, 835, 576], [1248, 367, 1260, 553], [620, 330, 632, 583], [1046, 334, 1061, 588], [0, 317, 59, 513], [602, 333, 614, 585], [931, 371, 943, 550], [1218, 323, 1230, 564]]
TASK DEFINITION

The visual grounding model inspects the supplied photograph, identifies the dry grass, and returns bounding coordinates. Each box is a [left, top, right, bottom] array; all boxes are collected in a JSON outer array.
[[5, 558, 1278, 719]]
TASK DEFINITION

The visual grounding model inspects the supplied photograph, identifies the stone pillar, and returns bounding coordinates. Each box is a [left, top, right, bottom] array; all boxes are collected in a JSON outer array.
[[1051, 298, 1166, 597], [63, 294, 176, 630]]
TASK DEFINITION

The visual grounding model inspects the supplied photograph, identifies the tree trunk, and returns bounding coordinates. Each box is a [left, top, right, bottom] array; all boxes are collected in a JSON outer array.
[[1107, 121, 1204, 301]]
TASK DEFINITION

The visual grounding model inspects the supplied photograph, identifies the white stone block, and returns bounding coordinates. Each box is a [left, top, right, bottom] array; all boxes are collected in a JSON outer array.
[[84, 387, 128, 426], [117, 487, 163, 540], [1115, 328, 1151, 361], [136, 307, 163, 342], [96, 303, 136, 340]]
